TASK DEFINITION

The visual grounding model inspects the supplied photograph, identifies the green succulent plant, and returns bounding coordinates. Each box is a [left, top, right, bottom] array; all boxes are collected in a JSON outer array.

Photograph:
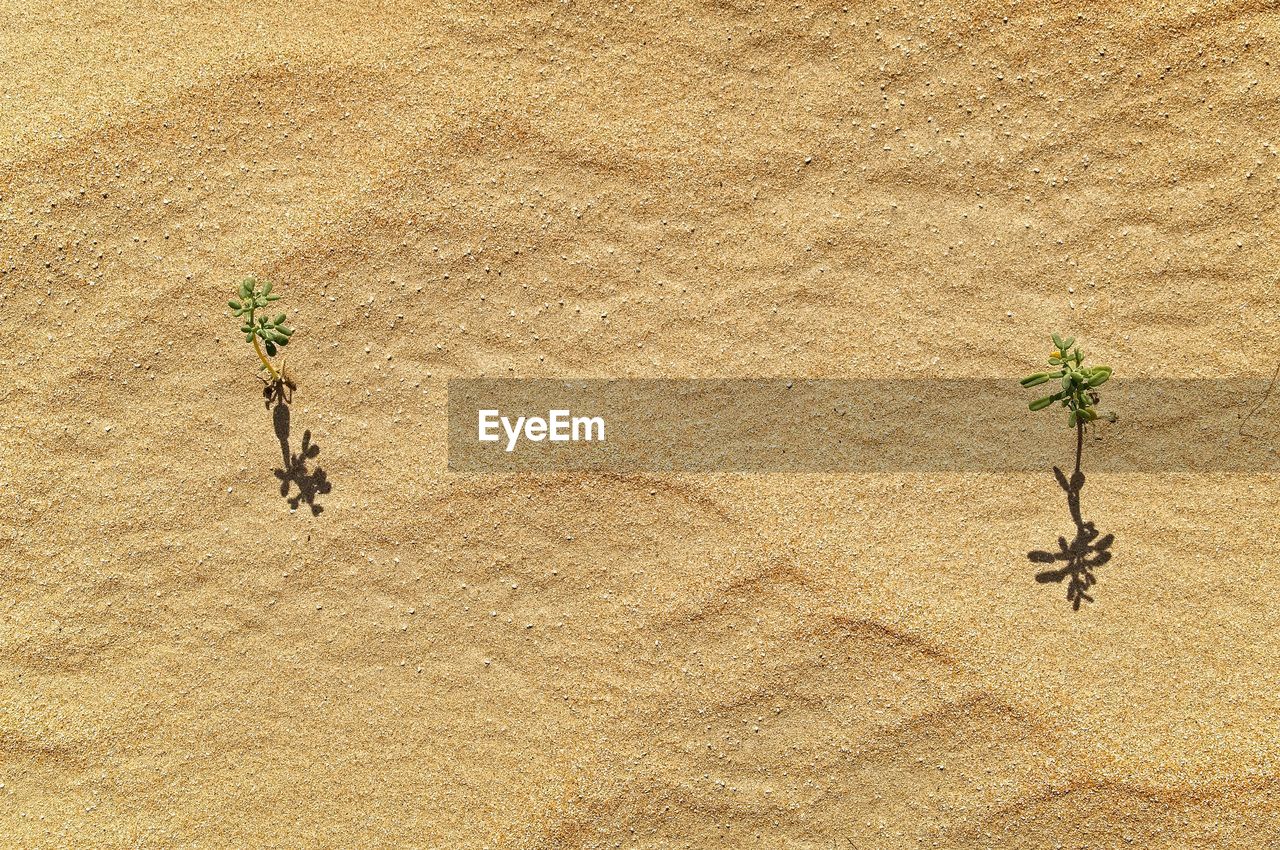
[[1020, 334, 1112, 428], [228, 276, 294, 383]]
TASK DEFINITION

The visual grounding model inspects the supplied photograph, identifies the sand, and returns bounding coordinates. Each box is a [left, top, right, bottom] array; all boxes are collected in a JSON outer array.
[[3, 0, 1280, 847]]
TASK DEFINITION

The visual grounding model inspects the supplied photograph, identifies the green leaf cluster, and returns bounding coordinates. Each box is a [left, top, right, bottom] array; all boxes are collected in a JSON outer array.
[[1020, 334, 1112, 428], [228, 277, 294, 362]]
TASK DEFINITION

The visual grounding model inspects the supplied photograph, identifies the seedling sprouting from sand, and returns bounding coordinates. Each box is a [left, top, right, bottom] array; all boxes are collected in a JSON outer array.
[[1020, 334, 1112, 431], [229, 276, 295, 402], [1021, 334, 1115, 609]]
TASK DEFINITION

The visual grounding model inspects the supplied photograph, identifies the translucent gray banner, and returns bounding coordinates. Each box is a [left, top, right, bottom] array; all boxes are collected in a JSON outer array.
[[447, 379, 1280, 472]]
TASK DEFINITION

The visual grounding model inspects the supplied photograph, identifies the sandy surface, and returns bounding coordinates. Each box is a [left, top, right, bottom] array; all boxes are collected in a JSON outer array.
[[3, 1, 1280, 847]]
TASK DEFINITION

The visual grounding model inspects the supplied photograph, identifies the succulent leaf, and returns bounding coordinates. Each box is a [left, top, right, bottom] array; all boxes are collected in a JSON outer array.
[[1022, 334, 1113, 429]]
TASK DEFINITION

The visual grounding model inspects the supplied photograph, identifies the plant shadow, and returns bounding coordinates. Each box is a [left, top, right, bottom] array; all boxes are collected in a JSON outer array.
[[1027, 431, 1115, 610], [271, 401, 332, 516], [261, 372, 296, 408]]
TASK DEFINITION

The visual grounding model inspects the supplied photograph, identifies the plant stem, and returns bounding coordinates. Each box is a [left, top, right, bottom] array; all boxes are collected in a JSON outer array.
[[248, 307, 279, 378], [1074, 420, 1084, 476]]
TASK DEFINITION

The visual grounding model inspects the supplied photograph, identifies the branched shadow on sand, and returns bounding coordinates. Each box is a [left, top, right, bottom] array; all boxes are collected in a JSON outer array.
[[1027, 425, 1115, 610], [261, 371, 296, 409], [271, 401, 332, 516]]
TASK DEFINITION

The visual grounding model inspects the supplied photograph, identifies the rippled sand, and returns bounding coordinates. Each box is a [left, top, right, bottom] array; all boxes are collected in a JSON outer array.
[[3, 1, 1279, 846]]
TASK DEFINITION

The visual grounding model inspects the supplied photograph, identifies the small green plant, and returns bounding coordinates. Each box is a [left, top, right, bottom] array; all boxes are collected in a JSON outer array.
[[228, 276, 294, 386], [1022, 334, 1116, 610], [1020, 334, 1112, 429]]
